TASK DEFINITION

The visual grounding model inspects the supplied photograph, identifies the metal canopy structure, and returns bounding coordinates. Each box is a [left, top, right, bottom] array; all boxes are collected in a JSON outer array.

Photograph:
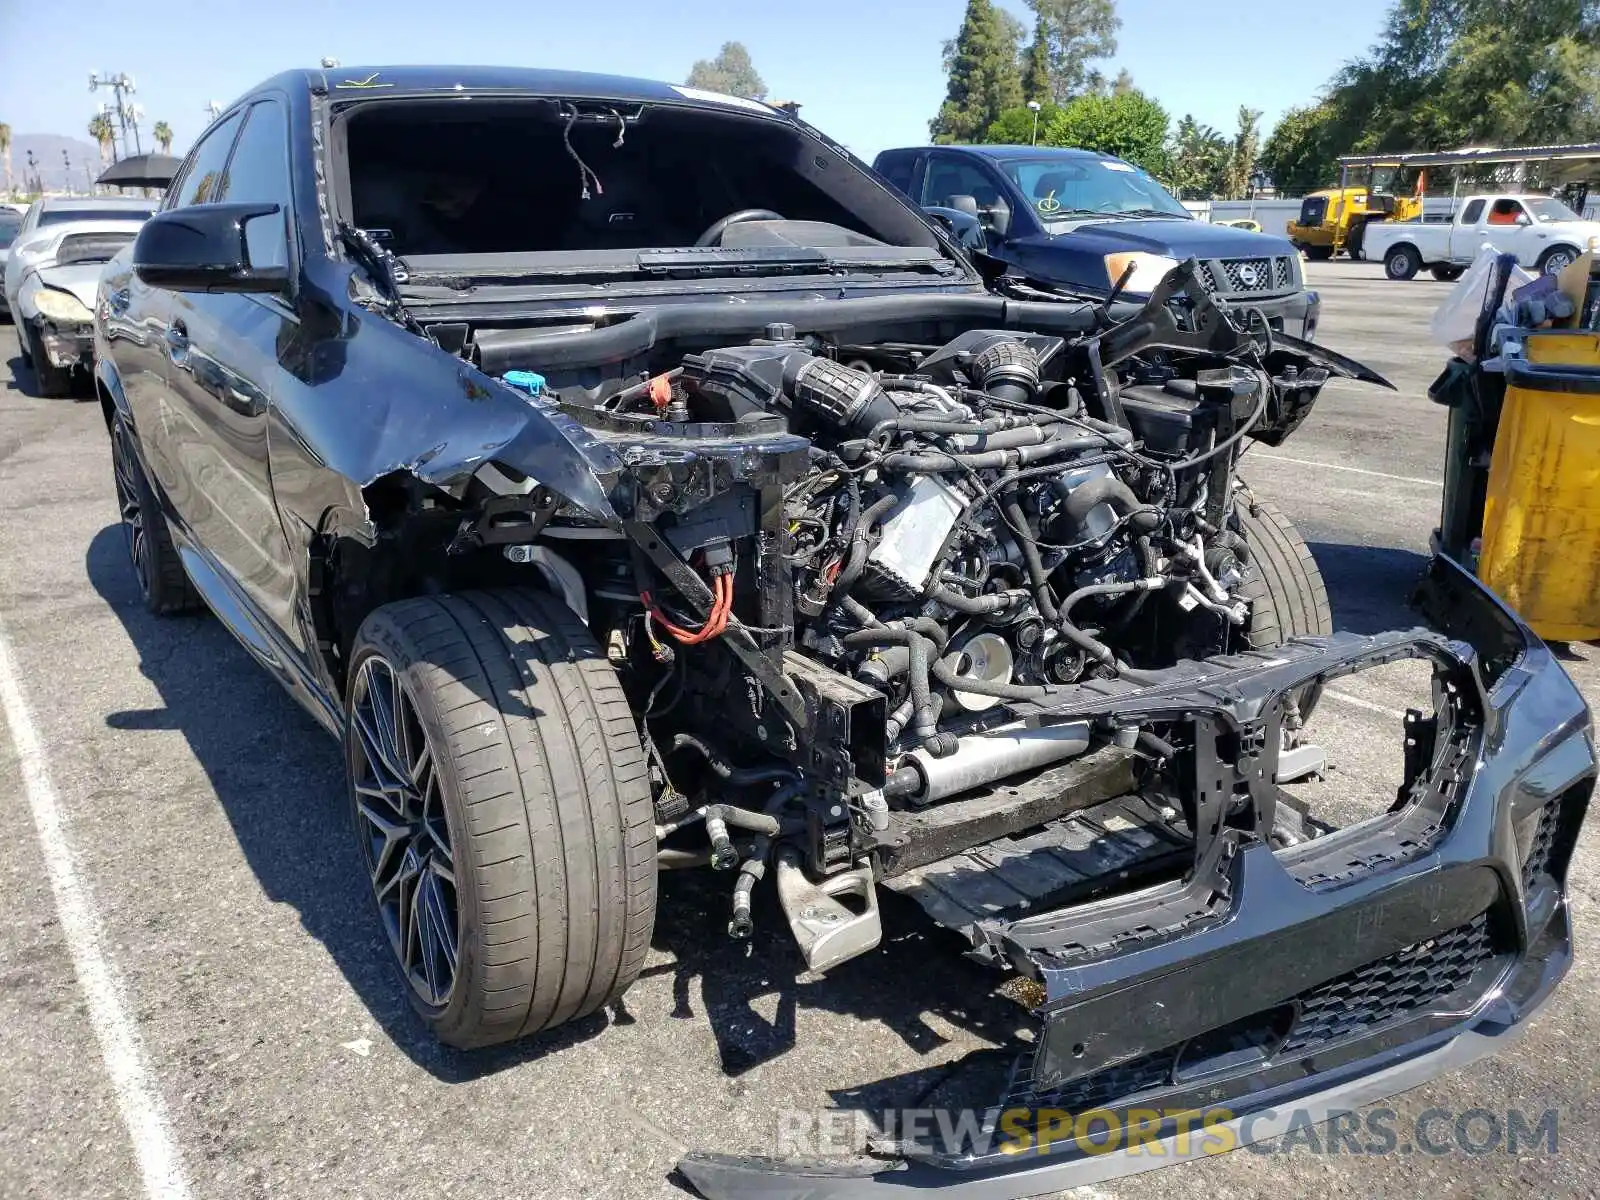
[[1338, 143, 1600, 171]]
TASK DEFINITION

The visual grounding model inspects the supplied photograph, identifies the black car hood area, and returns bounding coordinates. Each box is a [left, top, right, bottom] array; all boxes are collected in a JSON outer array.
[[1044, 216, 1298, 260]]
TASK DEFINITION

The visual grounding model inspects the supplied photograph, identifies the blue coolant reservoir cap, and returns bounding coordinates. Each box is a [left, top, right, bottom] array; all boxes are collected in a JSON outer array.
[[502, 371, 547, 396]]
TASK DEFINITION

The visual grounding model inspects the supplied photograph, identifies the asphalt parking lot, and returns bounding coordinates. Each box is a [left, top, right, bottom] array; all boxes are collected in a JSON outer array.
[[0, 261, 1596, 1200]]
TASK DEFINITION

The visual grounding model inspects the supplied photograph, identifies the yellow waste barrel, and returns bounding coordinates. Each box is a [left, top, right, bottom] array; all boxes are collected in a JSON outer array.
[[1478, 356, 1600, 641], [1524, 330, 1600, 367]]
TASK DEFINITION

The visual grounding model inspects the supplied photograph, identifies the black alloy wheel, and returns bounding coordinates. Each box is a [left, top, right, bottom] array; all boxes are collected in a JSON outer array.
[[348, 653, 460, 1011], [111, 418, 150, 602]]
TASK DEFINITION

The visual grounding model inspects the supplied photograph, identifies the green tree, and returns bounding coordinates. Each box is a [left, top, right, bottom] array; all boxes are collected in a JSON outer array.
[[1020, 16, 1052, 102], [1025, 0, 1121, 103], [930, 0, 1026, 143], [1044, 89, 1170, 175], [88, 113, 116, 164], [152, 121, 173, 154], [1223, 105, 1263, 199], [1262, 0, 1600, 187], [983, 102, 1063, 144], [1169, 114, 1230, 198], [0, 123, 10, 196], [685, 42, 768, 100], [1259, 103, 1343, 193]]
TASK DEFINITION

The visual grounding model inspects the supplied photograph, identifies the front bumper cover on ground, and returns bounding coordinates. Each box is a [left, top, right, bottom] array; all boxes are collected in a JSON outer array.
[[678, 556, 1593, 1199]]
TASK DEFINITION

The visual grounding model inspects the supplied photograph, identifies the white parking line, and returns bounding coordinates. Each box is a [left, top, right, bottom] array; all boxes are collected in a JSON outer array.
[[1323, 688, 1412, 721], [0, 616, 191, 1200], [1249, 452, 1442, 488]]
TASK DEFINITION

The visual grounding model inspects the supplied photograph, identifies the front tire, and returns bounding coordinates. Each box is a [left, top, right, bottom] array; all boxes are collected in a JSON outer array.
[[1538, 247, 1578, 276], [25, 324, 72, 397], [1304, 244, 1334, 262], [1235, 496, 1332, 648], [346, 589, 657, 1049]]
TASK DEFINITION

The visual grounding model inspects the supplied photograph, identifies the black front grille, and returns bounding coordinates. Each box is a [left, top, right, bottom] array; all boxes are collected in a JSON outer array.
[[1019, 913, 1499, 1109], [1199, 256, 1293, 296], [1221, 258, 1276, 292], [1282, 912, 1495, 1052], [1001, 1047, 1173, 1115], [1524, 802, 1562, 888]]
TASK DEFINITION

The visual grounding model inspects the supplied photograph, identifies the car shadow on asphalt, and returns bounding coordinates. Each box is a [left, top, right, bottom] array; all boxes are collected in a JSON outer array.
[[84, 521, 1032, 1095], [644, 868, 1033, 1082], [1308, 541, 1431, 634], [84, 524, 616, 1081]]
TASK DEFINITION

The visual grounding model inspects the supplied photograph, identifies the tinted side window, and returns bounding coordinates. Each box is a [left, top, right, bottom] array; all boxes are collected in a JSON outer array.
[[218, 99, 291, 270], [171, 111, 244, 209], [920, 157, 1002, 208], [1462, 199, 1485, 224], [875, 152, 917, 198]]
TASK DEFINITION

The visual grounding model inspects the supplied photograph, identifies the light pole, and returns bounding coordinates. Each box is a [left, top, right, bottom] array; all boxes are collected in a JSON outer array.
[[1248, 169, 1267, 223], [62, 149, 72, 194], [1027, 100, 1042, 146], [90, 71, 141, 157], [204, 100, 223, 123]]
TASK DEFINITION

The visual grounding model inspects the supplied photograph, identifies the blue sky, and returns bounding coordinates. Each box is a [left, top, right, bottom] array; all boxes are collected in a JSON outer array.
[[0, 0, 1394, 159]]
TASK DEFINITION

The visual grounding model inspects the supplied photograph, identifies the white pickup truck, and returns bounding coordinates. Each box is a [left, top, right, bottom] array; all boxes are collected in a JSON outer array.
[[1362, 193, 1600, 281]]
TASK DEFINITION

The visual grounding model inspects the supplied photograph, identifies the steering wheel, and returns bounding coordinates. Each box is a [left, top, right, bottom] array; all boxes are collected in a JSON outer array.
[[695, 208, 785, 247]]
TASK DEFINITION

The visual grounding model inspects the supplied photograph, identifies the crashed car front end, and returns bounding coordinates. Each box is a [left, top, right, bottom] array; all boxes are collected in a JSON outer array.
[[277, 83, 1593, 1194], [678, 554, 1593, 1198]]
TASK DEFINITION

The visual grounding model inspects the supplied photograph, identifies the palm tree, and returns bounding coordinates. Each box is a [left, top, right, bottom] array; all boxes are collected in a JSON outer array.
[[88, 113, 116, 165], [152, 121, 173, 154], [0, 123, 11, 197]]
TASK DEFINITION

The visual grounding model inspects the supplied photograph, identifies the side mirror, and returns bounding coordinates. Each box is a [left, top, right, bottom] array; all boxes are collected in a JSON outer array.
[[922, 205, 986, 253], [133, 202, 289, 293], [1515, 211, 1532, 227]]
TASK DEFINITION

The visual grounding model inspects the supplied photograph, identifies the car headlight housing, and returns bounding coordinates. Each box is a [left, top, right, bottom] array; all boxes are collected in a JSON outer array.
[[1104, 251, 1180, 294], [29, 284, 95, 324], [1586, 235, 1600, 251]]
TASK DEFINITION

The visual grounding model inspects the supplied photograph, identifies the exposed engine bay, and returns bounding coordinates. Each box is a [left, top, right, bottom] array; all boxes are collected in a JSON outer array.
[[429, 263, 1388, 966]]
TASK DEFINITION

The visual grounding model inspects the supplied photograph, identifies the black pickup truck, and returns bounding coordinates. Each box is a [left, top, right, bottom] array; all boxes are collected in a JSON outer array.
[[95, 65, 1589, 1200], [874, 144, 1321, 342]]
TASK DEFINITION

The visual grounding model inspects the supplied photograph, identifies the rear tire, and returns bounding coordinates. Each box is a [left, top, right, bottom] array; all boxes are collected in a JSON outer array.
[[1431, 265, 1465, 282], [110, 412, 201, 615], [1384, 244, 1421, 281], [25, 324, 72, 398], [1235, 496, 1332, 648], [1305, 244, 1334, 262], [345, 588, 657, 1049]]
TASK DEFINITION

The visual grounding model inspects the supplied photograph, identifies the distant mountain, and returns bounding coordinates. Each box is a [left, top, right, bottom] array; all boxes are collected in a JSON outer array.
[[8, 134, 117, 194]]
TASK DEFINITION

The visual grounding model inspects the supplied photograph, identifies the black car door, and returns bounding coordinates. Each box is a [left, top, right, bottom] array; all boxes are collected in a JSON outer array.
[[160, 97, 303, 640], [124, 109, 244, 506], [919, 152, 1019, 259]]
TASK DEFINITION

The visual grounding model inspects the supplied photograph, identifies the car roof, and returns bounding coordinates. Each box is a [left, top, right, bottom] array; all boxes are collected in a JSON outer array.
[[881, 145, 1112, 163], [36, 196, 155, 212], [248, 65, 787, 113]]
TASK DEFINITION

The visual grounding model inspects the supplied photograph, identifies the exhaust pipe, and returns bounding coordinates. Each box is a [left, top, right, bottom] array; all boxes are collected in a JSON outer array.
[[900, 719, 1091, 804]]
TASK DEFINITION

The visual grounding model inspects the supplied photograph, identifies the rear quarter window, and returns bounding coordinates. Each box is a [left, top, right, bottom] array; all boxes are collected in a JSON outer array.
[[874, 152, 917, 198]]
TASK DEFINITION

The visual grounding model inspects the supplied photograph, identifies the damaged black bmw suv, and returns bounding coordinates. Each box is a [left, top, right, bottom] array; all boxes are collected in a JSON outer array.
[[95, 67, 1591, 1197]]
